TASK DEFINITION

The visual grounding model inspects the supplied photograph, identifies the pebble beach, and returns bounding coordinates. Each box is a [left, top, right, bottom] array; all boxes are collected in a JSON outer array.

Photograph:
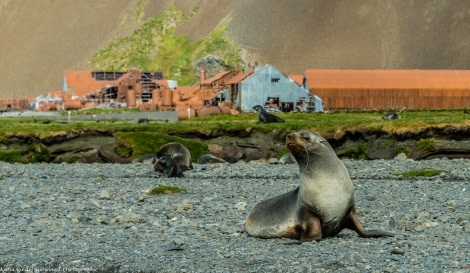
[[0, 158, 469, 273]]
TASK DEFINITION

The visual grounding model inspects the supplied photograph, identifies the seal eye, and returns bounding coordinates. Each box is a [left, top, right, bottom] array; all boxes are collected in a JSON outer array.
[[302, 135, 310, 142]]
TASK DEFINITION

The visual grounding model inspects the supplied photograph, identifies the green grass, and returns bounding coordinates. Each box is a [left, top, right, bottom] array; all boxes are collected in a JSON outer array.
[[1, 109, 469, 140], [416, 138, 436, 151], [148, 185, 186, 195], [342, 143, 368, 160], [395, 145, 411, 155], [399, 168, 448, 178], [0, 144, 52, 163]]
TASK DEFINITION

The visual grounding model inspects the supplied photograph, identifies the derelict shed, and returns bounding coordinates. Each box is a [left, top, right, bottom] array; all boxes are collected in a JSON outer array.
[[303, 70, 470, 110], [237, 64, 312, 112]]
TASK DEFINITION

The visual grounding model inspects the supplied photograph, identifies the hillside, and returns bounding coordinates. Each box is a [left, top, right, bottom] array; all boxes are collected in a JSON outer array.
[[1, 0, 470, 99]]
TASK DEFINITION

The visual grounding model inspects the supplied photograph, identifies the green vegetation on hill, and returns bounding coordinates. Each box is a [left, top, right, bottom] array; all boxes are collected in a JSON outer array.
[[88, 3, 242, 85]]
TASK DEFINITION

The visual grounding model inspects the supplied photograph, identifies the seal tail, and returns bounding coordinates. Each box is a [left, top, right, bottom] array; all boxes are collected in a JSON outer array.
[[345, 206, 394, 238]]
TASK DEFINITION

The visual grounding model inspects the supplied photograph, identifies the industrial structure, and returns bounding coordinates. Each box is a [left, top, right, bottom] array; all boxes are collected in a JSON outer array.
[[27, 65, 323, 119], [303, 69, 470, 110], [4, 66, 470, 119]]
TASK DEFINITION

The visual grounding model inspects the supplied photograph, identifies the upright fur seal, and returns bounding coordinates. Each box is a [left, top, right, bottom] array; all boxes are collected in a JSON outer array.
[[246, 130, 393, 241], [252, 105, 285, 123]]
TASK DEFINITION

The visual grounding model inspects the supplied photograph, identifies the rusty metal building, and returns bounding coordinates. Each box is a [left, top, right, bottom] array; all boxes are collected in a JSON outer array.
[[303, 70, 470, 110]]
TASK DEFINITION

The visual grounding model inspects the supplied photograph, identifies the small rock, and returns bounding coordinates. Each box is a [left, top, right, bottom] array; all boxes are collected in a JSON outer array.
[[181, 199, 193, 210], [173, 238, 185, 246], [121, 211, 141, 223], [268, 158, 278, 164], [166, 246, 184, 251], [279, 152, 296, 164], [2, 210, 12, 217], [394, 153, 408, 160], [20, 202, 32, 209], [235, 202, 247, 210], [391, 247, 405, 255], [99, 190, 111, 200]]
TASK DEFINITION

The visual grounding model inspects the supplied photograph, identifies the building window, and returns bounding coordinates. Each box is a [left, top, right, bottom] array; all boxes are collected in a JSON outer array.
[[271, 77, 280, 83], [128, 85, 134, 90]]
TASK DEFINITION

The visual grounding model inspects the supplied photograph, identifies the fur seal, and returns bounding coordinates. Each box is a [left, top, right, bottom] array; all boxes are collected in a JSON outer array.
[[252, 105, 285, 123], [382, 107, 406, 120], [154, 156, 184, 178], [197, 154, 227, 164], [154, 142, 193, 171], [245, 130, 393, 241]]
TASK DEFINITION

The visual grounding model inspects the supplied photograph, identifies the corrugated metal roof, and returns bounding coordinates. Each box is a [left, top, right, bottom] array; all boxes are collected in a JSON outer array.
[[288, 75, 303, 86], [304, 70, 470, 89], [200, 71, 233, 85], [64, 70, 115, 97], [225, 69, 254, 84]]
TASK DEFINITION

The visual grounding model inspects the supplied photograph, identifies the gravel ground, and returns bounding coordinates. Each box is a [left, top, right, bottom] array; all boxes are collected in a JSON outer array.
[[0, 158, 469, 273]]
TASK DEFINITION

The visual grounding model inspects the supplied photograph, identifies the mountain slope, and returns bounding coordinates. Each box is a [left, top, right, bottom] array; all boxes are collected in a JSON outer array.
[[1, 0, 470, 99]]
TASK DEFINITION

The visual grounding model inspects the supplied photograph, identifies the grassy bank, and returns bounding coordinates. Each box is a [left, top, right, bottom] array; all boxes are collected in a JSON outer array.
[[1, 109, 469, 163], [1, 109, 469, 137]]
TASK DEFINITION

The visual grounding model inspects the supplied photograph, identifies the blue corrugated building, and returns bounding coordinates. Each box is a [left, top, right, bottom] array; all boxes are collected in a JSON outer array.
[[232, 64, 322, 112]]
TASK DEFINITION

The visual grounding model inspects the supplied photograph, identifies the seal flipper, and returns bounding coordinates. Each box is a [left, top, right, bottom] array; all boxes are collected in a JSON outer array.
[[344, 206, 394, 238], [298, 208, 323, 241]]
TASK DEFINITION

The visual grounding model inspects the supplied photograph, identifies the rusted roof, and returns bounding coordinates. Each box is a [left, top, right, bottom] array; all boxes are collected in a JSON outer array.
[[200, 71, 233, 85], [177, 86, 199, 100], [225, 69, 255, 85], [304, 70, 470, 89], [153, 80, 169, 89], [288, 75, 303, 86], [64, 70, 115, 97], [198, 88, 220, 101]]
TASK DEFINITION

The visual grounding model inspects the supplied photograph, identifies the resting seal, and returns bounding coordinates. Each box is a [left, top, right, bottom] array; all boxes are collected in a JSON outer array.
[[154, 156, 184, 178], [252, 105, 285, 123], [246, 130, 393, 241], [382, 107, 406, 120], [153, 142, 193, 171]]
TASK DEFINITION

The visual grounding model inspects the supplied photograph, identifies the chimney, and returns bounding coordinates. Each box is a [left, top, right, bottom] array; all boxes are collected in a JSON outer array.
[[200, 69, 206, 82]]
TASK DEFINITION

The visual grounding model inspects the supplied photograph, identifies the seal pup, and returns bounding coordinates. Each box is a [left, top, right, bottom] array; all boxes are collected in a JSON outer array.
[[246, 130, 393, 241], [154, 142, 193, 171], [154, 156, 184, 178], [252, 105, 285, 123], [382, 107, 406, 120]]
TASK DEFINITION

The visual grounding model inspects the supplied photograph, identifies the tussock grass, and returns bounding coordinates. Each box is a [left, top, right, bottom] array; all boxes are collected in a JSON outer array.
[[149, 185, 186, 195], [399, 168, 448, 178]]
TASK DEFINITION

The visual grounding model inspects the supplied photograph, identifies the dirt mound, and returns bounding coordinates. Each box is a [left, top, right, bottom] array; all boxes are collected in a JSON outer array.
[[2, 0, 470, 99]]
